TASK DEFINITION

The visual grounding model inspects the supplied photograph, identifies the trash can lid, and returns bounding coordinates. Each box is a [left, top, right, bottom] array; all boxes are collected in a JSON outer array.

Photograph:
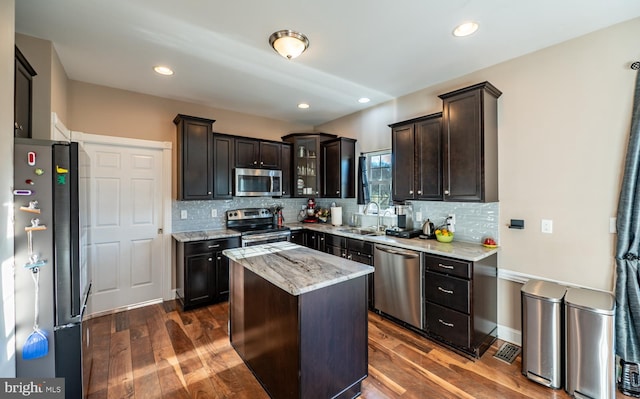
[[521, 279, 567, 302], [564, 287, 615, 315]]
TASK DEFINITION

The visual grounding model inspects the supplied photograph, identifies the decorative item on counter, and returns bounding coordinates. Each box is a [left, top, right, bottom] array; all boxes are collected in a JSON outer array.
[[316, 208, 330, 223], [434, 227, 454, 243], [482, 237, 498, 248]]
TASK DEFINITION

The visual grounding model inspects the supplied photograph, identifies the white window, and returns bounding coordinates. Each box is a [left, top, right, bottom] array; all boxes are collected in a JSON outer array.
[[366, 150, 392, 210]]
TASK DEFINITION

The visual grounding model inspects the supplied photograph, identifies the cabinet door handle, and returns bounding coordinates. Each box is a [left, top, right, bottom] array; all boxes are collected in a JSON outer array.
[[438, 319, 454, 328], [253, 161, 257, 165], [438, 263, 454, 270], [336, 191, 340, 194], [417, 190, 422, 195], [438, 286, 454, 295], [347, 254, 352, 260], [229, 191, 232, 195], [208, 244, 220, 248], [444, 190, 450, 195], [409, 190, 414, 194], [260, 161, 264, 165], [208, 191, 212, 195], [217, 256, 221, 260], [208, 258, 213, 262]]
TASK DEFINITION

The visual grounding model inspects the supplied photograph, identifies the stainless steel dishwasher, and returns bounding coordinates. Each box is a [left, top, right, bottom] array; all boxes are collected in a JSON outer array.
[[374, 244, 424, 329]]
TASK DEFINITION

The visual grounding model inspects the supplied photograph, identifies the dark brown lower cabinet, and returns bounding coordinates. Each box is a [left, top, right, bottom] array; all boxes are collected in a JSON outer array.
[[423, 253, 497, 358], [230, 261, 368, 399], [175, 237, 240, 310]]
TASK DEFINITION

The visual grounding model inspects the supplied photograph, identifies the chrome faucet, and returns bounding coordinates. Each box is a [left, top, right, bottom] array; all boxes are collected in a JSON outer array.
[[364, 201, 381, 232]]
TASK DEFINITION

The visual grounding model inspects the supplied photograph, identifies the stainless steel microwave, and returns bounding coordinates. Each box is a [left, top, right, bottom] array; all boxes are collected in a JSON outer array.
[[234, 168, 282, 197]]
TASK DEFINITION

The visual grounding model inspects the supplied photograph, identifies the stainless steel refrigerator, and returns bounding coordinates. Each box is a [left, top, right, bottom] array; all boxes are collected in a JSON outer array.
[[13, 138, 91, 399]]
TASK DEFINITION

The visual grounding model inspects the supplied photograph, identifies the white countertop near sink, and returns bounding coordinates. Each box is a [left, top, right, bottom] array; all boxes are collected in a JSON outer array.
[[287, 222, 498, 262]]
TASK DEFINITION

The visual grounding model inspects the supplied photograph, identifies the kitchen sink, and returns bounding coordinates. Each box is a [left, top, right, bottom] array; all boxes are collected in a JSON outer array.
[[337, 227, 379, 236]]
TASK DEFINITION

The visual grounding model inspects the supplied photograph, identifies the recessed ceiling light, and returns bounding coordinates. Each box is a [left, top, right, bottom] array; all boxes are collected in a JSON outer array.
[[298, 103, 310, 109], [153, 65, 174, 76], [453, 22, 479, 37], [358, 97, 371, 104]]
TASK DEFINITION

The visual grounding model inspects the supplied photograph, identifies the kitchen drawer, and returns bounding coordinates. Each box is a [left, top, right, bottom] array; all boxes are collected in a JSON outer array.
[[347, 238, 373, 256], [426, 302, 470, 349], [425, 271, 470, 313], [349, 252, 373, 266], [185, 237, 240, 255], [325, 243, 345, 258], [425, 254, 471, 279], [325, 233, 346, 248]]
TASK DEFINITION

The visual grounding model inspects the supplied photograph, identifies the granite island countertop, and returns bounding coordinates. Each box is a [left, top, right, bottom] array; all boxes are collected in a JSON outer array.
[[223, 241, 374, 296], [172, 228, 240, 242]]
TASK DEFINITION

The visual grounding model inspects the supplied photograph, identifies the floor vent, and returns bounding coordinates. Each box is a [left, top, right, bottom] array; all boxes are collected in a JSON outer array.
[[494, 342, 521, 364]]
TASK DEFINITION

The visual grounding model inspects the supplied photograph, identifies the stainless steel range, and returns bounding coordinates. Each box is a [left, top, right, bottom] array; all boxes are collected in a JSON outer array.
[[227, 208, 291, 247]]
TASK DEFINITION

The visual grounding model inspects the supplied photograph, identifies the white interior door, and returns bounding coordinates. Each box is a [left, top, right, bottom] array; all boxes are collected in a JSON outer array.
[[82, 138, 167, 314]]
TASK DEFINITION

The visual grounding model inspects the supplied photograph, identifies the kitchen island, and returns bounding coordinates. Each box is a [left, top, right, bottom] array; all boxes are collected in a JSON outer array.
[[223, 242, 374, 399]]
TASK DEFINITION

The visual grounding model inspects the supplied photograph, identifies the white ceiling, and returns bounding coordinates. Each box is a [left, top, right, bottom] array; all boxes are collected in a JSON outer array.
[[15, 1, 640, 126]]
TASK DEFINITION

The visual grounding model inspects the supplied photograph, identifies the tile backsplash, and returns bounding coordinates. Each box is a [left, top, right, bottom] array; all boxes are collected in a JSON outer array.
[[171, 198, 499, 244]]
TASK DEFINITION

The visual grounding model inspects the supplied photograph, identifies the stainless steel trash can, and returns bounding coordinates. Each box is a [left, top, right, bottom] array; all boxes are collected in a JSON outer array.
[[565, 287, 615, 399], [521, 279, 567, 389]]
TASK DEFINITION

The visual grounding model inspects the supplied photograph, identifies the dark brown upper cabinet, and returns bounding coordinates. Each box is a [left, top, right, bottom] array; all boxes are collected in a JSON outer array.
[[390, 113, 443, 202], [213, 134, 235, 199], [281, 143, 292, 198], [15, 46, 37, 139], [174, 114, 215, 201], [439, 82, 501, 202], [234, 138, 282, 169], [282, 133, 337, 198], [322, 137, 356, 198]]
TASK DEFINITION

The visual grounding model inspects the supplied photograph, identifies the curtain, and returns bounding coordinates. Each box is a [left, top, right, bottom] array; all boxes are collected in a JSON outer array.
[[616, 69, 640, 388], [357, 155, 370, 205]]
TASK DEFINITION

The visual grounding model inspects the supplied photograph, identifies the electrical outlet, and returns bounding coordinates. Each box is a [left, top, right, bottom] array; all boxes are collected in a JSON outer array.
[[415, 211, 422, 222], [211, 209, 217, 218], [448, 214, 456, 225], [180, 210, 188, 220], [541, 219, 553, 234]]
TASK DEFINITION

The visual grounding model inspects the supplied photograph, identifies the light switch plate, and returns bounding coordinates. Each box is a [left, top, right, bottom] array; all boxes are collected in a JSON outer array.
[[541, 219, 553, 234], [211, 209, 217, 218], [180, 209, 188, 220], [610, 217, 617, 233]]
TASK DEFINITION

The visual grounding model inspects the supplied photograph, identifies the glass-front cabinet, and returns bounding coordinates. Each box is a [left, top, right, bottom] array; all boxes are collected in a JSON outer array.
[[282, 133, 337, 197]]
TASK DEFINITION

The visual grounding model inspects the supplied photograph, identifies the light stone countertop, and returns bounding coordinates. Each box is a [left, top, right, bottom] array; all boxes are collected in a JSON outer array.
[[172, 229, 240, 242], [223, 241, 374, 296], [172, 223, 499, 262], [287, 222, 499, 262]]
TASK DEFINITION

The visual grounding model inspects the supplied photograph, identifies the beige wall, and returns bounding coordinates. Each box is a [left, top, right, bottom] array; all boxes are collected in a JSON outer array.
[[1, 0, 15, 377], [318, 18, 640, 335], [319, 18, 640, 291], [15, 33, 52, 139], [67, 80, 314, 197]]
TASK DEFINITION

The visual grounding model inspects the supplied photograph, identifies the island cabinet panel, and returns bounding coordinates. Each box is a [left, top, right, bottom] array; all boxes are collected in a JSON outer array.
[[229, 262, 368, 399]]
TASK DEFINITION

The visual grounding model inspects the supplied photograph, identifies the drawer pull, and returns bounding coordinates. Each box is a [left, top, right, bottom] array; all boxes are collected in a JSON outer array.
[[207, 258, 213, 262], [438, 263, 454, 270], [438, 286, 454, 295], [208, 244, 220, 248], [438, 319, 454, 328]]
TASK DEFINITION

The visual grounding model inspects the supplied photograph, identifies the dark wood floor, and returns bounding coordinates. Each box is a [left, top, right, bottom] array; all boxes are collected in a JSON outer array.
[[85, 300, 617, 398]]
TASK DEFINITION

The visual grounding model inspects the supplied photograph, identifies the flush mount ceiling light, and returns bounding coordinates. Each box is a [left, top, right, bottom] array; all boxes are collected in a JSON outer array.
[[153, 65, 174, 76], [453, 22, 479, 37], [269, 30, 310, 60], [358, 97, 371, 104], [297, 103, 310, 109]]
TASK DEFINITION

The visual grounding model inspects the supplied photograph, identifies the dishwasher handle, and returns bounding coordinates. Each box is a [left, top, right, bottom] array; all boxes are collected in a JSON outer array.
[[375, 244, 420, 258]]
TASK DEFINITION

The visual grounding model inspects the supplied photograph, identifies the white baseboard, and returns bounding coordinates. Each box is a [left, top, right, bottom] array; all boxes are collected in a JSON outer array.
[[498, 324, 522, 346], [85, 297, 164, 320]]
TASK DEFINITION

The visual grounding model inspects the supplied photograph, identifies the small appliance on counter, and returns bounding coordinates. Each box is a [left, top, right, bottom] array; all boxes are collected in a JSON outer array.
[[302, 198, 318, 223], [420, 219, 436, 239], [385, 226, 423, 239]]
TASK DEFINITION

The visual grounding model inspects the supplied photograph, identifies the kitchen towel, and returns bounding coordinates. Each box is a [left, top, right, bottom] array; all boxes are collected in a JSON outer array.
[[331, 207, 342, 226]]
